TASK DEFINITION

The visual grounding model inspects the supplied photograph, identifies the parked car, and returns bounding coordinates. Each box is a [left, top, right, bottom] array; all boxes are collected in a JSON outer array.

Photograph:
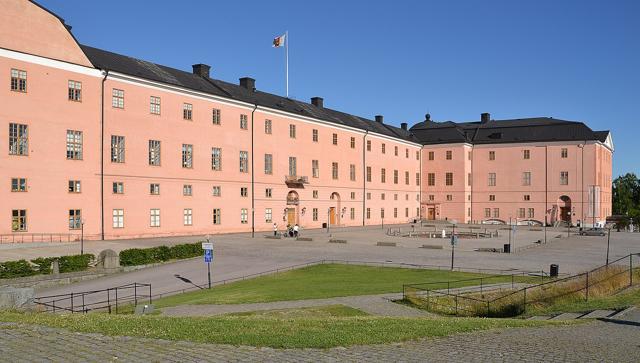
[[579, 227, 606, 236]]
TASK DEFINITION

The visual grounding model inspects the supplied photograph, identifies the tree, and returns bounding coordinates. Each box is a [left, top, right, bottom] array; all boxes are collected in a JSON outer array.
[[612, 173, 640, 225]]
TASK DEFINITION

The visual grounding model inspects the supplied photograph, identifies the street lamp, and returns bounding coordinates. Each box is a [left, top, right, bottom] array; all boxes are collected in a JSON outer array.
[[80, 219, 85, 255], [450, 220, 458, 270]]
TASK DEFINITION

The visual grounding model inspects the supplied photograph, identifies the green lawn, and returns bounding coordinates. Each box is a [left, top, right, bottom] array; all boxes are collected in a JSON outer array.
[[524, 287, 640, 317], [226, 305, 368, 318], [153, 263, 526, 308], [0, 311, 573, 349]]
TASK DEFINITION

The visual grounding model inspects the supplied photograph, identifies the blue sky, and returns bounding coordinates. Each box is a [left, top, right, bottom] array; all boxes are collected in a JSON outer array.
[[41, 0, 639, 177]]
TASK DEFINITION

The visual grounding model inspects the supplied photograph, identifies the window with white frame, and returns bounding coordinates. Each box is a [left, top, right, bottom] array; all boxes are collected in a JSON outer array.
[[350, 208, 355, 220], [183, 103, 193, 120], [12, 209, 27, 231], [518, 208, 525, 218], [183, 184, 192, 196], [416, 172, 420, 186], [488, 173, 496, 186], [332, 133, 338, 145], [111, 135, 125, 163], [112, 209, 124, 228], [381, 208, 385, 219], [9, 123, 28, 155], [265, 208, 272, 223], [367, 192, 371, 200], [264, 119, 271, 134], [446, 150, 452, 160], [524, 194, 530, 201], [381, 168, 386, 183], [150, 183, 160, 195], [350, 164, 356, 181], [240, 114, 248, 129], [312, 160, 319, 178], [113, 182, 124, 194], [528, 208, 535, 218], [313, 190, 318, 199], [240, 187, 248, 197], [350, 137, 355, 149], [394, 146, 398, 156], [10, 69, 27, 92], [561, 148, 568, 158], [489, 194, 495, 201], [560, 171, 569, 185], [182, 144, 193, 168], [150, 209, 160, 227], [213, 209, 221, 224], [366, 140, 371, 151], [394, 208, 398, 218], [332, 162, 339, 180], [484, 208, 491, 218], [382, 143, 386, 154], [446, 194, 452, 201], [312, 129, 318, 142], [523, 149, 530, 159], [68, 209, 81, 230], [406, 148, 409, 158], [289, 157, 297, 176], [405, 171, 410, 185], [183, 209, 193, 225], [68, 180, 81, 193], [522, 171, 531, 186], [366, 166, 372, 182], [11, 178, 27, 192], [381, 193, 386, 200], [66, 130, 83, 160], [428, 151, 434, 160], [68, 80, 82, 101], [264, 154, 273, 174], [150, 96, 161, 114], [212, 108, 221, 125], [428, 173, 435, 186], [493, 208, 499, 218], [241, 208, 248, 224], [265, 188, 272, 198], [112, 89, 124, 108], [350, 192, 355, 199], [394, 170, 399, 184], [312, 208, 318, 221], [239, 151, 249, 172], [149, 140, 161, 166], [366, 208, 371, 219], [489, 151, 495, 160], [212, 186, 221, 196], [211, 147, 222, 170], [289, 124, 296, 138]]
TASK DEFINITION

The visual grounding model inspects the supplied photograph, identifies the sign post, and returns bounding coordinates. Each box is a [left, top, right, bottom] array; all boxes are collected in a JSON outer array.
[[202, 237, 214, 289], [450, 220, 458, 271]]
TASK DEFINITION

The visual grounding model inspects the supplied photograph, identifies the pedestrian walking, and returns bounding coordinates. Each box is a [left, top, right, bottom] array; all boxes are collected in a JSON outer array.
[[273, 223, 278, 236], [293, 224, 299, 237]]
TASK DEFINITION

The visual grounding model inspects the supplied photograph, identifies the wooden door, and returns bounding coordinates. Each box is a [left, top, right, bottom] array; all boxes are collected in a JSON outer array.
[[287, 208, 296, 225], [428, 208, 436, 220], [329, 207, 336, 225]]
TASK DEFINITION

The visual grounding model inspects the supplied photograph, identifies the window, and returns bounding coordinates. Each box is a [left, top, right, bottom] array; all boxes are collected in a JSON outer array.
[[149, 140, 161, 166], [68, 80, 82, 101], [518, 208, 525, 218], [241, 208, 248, 224], [394, 146, 398, 156], [488, 173, 496, 186], [332, 162, 338, 180], [265, 188, 272, 198], [446, 194, 452, 201], [288, 157, 297, 176], [212, 108, 221, 125], [350, 164, 356, 181], [312, 129, 318, 142], [406, 149, 409, 158], [150, 209, 160, 227], [446, 150, 452, 160], [381, 208, 385, 219], [416, 173, 420, 186], [265, 208, 273, 223], [522, 172, 531, 186], [393, 170, 399, 184], [12, 209, 27, 231], [111, 135, 125, 163], [240, 187, 248, 197], [350, 137, 355, 149], [428, 151, 434, 160], [240, 114, 248, 129], [68, 209, 82, 229], [468, 173, 472, 186], [65, 130, 83, 160], [10, 69, 27, 92], [405, 171, 410, 185], [112, 89, 124, 108], [489, 151, 495, 160], [112, 209, 124, 228], [350, 208, 355, 220], [429, 194, 434, 201], [416, 151, 420, 160], [9, 123, 28, 155], [212, 186, 221, 196], [394, 194, 398, 201], [394, 208, 398, 218], [239, 151, 249, 172], [312, 208, 318, 221], [112, 182, 124, 194], [524, 194, 530, 201], [561, 148, 568, 158], [332, 133, 338, 145], [523, 149, 530, 159], [405, 208, 409, 218], [312, 160, 319, 178], [289, 124, 296, 138], [428, 173, 435, 186], [182, 144, 193, 168], [264, 154, 273, 174], [484, 208, 491, 218], [560, 171, 569, 185], [381, 168, 386, 183], [489, 195, 495, 201], [382, 143, 386, 154], [528, 208, 535, 218], [366, 208, 371, 219], [11, 178, 27, 192], [183, 209, 193, 226], [145, 97, 162, 117], [367, 192, 371, 200], [366, 140, 371, 151], [264, 119, 272, 134], [213, 209, 221, 225], [350, 192, 355, 199], [381, 193, 386, 200], [150, 183, 160, 195], [183, 184, 192, 196], [445, 172, 453, 186], [183, 103, 193, 120], [313, 190, 318, 199], [68, 180, 81, 193], [493, 208, 500, 218], [211, 147, 222, 171], [366, 166, 372, 182]]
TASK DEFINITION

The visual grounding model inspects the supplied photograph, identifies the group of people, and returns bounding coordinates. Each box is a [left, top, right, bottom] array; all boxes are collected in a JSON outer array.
[[273, 223, 300, 238]]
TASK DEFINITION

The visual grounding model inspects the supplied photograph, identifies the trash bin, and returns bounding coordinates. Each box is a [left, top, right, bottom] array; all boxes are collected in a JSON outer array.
[[550, 264, 559, 277], [503, 243, 511, 253], [322, 222, 327, 229]]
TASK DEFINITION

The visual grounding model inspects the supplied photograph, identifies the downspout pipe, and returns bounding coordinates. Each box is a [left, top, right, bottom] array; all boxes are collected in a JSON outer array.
[[100, 70, 108, 240], [362, 130, 369, 226], [251, 103, 258, 238]]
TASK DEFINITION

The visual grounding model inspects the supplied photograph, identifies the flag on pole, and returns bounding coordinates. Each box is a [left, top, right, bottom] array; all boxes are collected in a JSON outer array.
[[273, 33, 286, 47]]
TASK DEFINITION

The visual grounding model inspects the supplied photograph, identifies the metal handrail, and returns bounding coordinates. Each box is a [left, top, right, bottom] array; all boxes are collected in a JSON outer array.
[[34, 282, 151, 314]]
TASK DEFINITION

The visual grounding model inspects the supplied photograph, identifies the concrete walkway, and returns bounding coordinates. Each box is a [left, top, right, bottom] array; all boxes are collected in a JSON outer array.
[[161, 293, 431, 317]]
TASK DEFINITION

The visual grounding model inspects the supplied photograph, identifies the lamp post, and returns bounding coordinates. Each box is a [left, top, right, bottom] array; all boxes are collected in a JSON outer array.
[[606, 228, 611, 265], [450, 220, 458, 270], [567, 211, 571, 237], [80, 219, 85, 255]]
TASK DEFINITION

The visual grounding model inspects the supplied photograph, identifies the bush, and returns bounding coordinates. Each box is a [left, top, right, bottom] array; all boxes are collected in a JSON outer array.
[[119, 242, 204, 267], [0, 260, 37, 279], [0, 254, 95, 280], [30, 257, 55, 274], [58, 254, 95, 273]]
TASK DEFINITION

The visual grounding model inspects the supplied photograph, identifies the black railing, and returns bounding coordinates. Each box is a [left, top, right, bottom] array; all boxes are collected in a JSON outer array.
[[34, 282, 151, 314], [0, 233, 82, 244]]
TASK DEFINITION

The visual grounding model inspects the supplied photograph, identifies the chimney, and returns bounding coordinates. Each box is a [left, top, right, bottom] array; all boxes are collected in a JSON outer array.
[[239, 77, 256, 91], [375, 115, 384, 123], [481, 112, 491, 124], [192, 64, 211, 78], [400, 122, 408, 130], [311, 97, 324, 108]]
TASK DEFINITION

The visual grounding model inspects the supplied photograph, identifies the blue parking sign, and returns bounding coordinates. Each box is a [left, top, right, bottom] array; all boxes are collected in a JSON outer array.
[[204, 249, 213, 263]]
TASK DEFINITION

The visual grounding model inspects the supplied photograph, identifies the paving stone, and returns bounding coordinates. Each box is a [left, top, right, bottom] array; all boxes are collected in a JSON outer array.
[[550, 312, 584, 320], [527, 316, 552, 320], [579, 310, 616, 319]]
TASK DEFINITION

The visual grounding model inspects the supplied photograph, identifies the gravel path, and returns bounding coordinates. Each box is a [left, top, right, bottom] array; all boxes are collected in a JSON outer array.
[[1, 320, 638, 362]]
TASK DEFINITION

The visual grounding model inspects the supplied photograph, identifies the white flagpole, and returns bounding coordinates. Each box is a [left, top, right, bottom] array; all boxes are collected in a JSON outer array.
[[285, 30, 289, 97]]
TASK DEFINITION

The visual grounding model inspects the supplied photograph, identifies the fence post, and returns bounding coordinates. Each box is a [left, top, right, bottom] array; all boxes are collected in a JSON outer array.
[[70, 293, 74, 313], [134, 283, 138, 306], [107, 288, 111, 314], [447, 281, 450, 295], [455, 295, 458, 315], [426, 289, 430, 310], [511, 274, 514, 289], [480, 278, 483, 295], [630, 255, 634, 287], [82, 294, 86, 314], [149, 284, 152, 304], [115, 288, 118, 314], [585, 272, 589, 301], [523, 288, 527, 314], [486, 301, 490, 317]]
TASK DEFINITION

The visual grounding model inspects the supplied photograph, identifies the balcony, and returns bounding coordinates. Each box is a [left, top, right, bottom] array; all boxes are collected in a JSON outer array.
[[285, 175, 309, 188]]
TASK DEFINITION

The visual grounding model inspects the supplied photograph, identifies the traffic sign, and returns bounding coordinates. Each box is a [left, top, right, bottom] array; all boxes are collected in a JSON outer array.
[[202, 242, 213, 250], [204, 249, 213, 263], [450, 235, 458, 246]]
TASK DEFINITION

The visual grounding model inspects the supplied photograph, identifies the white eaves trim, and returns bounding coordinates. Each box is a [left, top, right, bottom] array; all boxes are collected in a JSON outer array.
[[0, 47, 102, 77]]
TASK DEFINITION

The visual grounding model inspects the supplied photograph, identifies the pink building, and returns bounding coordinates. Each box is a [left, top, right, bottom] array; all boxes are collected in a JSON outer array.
[[1, 1, 612, 241]]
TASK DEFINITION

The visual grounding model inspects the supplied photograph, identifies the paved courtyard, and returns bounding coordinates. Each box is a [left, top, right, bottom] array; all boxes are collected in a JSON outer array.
[[1, 320, 638, 362]]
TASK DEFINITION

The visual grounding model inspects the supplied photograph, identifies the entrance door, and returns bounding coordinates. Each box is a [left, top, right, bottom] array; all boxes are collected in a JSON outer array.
[[560, 207, 571, 222], [329, 207, 336, 225], [428, 208, 436, 220], [287, 208, 296, 225]]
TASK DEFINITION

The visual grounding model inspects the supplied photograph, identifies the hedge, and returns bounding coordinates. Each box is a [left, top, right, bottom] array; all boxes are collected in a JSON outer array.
[[119, 242, 203, 267], [0, 254, 95, 279]]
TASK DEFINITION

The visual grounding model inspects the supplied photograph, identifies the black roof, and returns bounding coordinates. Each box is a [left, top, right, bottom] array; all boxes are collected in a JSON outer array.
[[80, 45, 417, 143], [410, 116, 610, 146]]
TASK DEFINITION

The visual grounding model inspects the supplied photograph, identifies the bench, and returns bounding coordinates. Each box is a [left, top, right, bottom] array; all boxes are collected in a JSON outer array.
[[376, 241, 397, 247], [296, 237, 313, 242], [329, 239, 347, 244], [420, 244, 443, 249], [264, 235, 281, 239]]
